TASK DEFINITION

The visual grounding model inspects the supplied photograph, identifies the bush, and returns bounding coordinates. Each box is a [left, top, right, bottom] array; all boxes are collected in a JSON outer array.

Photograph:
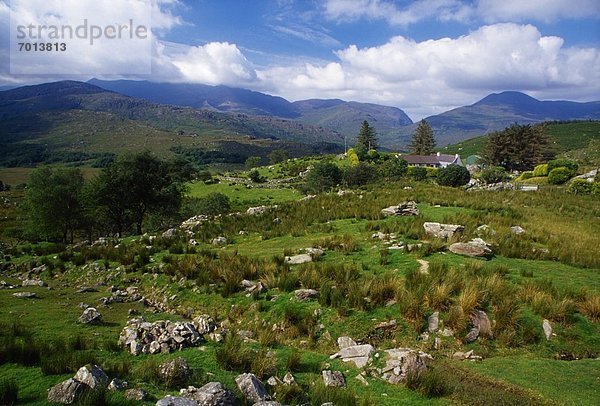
[[343, 162, 379, 186], [533, 163, 549, 177], [408, 166, 427, 181], [0, 379, 18, 406], [425, 167, 438, 178], [547, 167, 575, 185], [517, 171, 534, 181], [437, 165, 470, 187], [548, 159, 578, 173], [249, 170, 266, 183], [193, 193, 231, 215], [379, 158, 407, 179], [567, 179, 593, 195], [306, 161, 342, 193], [480, 166, 509, 184]]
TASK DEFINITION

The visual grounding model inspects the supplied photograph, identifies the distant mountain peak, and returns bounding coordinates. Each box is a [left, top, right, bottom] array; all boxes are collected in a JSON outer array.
[[475, 91, 539, 106]]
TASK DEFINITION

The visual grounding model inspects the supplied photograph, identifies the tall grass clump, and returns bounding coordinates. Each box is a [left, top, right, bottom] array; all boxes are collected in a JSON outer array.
[[405, 368, 451, 398], [0, 379, 18, 406], [578, 294, 600, 322]]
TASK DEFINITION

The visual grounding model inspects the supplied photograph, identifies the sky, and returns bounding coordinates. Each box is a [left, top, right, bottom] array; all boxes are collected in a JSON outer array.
[[1, 0, 599, 120]]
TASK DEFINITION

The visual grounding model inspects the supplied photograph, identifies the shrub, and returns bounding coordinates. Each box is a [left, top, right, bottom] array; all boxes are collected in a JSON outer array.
[[343, 162, 379, 186], [306, 161, 342, 193], [425, 167, 438, 178], [437, 164, 470, 187], [548, 159, 578, 172], [379, 158, 407, 179], [0, 379, 18, 406], [567, 179, 593, 195], [578, 295, 600, 322], [408, 166, 427, 181], [533, 163, 549, 177], [479, 166, 509, 184], [547, 167, 575, 185], [194, 193, 231, 215], [249, 170, 266, 183], [215, 333, 253, 372], [516, 171, 534, 181]]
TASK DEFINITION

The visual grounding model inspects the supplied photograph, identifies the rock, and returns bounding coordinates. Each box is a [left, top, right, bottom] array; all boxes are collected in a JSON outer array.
[[119, 318, 205, 355], [294, 289, 319, 301], [337, 336, 357, 350], [79, 307, 102, 324], [236, 373, 268, 403], [356, 373, 369, 386], [381, 349, 431, 384], [48, 378, 86, 404], [332, 344, 374, 368], [22, 278, 47, 287], [125, 388, 149, 401], [108, 378, 128, 391], [423, 222, 464, 239], [253, 402, 283, 406], [372, 231, 386, 240], [193, 315, 217, 335], [162, 228, 178, 238], [180, 382, 236, 405], [449, 239, 492, 259], [156, 395, 198, 406], [428, 312, 439, 332], [212, 236, 227, 246], [74, 364, 108, 389], [266, 376, 282, 386], [511, 226, 526, 235], [180, 215, 210, 230], [305, 247, 324, 256], [282, 372, 295, 385], [13, 291, 36, 298], [247, 206, 274, 215], [285, 254, 313, 264], [476, 224, 496, 236], [471, 310, 492, 337], [417, 259, 429, 274], [158, 357, 191, 386], [76, 286, 98, 293], [322, 370, 345, 387], [543, 319, 553, 340], [381, 201, 419, 216], [464, 327, 480, 343]]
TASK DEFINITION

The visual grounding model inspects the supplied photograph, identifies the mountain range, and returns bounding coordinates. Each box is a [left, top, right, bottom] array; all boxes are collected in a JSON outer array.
[[1, 79, 599, 167]]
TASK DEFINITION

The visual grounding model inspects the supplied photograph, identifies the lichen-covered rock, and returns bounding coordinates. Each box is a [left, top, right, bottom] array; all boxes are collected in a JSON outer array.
[[156, 395, 198, 406], [235, 373, 268, 403], [79, 307, 102, 324], [158, 357, 191, 386], [180, 382, 236, 405], [380, 348, 432, 384], [47, 378, 86, 404], [294, 289, 319, 301], [331, 344, 374, 368], [322, 370, 345, 387], [73, 364, 108, 389], [125, 388, 149, 401], [423, 222, 464, 239], [428, 312, 439, 332], [337, 336, 357, 350], [449, 238, 492, 259], [381, 201, 419, 216], [285, 254, 313, 264]]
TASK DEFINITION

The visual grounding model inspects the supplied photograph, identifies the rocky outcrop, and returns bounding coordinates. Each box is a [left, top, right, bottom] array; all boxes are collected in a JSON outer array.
[[423, 222, 464, 239], [294, 289, 319, 301], [322, 370, 345, 387], [381, 201, 419, 216], [119, 318, 204, 355], [331, 344, 374, 368], [449, 238, 492, 259], [48, 379, 86, 404], [156, 395, 198, 406], [380, 349, 432, 384], [74, 364, 108, 389], [180, 215, 210, 230], [235, 373, 268, 403], [465, 310, 492, 342], [180, 382, 236, 405], [79, 307, 102, 324]]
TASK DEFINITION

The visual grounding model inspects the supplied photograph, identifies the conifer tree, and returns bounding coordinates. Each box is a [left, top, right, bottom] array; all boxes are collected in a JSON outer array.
[[409, 119, 436, 155], [356, 120, 378, 156]]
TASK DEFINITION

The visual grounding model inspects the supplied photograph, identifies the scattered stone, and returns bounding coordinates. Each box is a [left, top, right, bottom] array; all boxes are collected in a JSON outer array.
[[237, 330, 255, 341], [119, 318, 205, 355], [452, 350, 482, 361], [125, 388, 149, 401], [322, 370, 346, 387], [543, 319, 553, 340], [158, 357, 191, 386], [266, 376, 282, 386], [449, 239, 492, 259], [212, 236, 227, 246], [372, 231, 386, 240], [22, 278, 47, 287], [428, 312, 439, 332], [475, 224, 496, 236], [423, 222, 464, 239], [242, 280, 267, 295], [247, 206, 271, 215], [282, 372, 295, 385], [253, 402, 283, 406], [471, 310, 492, 337], [108, 378, 128, 391], [74, 364, 108, 389], [331, 344, 374, 368], [13, 291, 36, 298], [162, 228, 178, 238], [356, 373, 369, 386], [294, 289, 319, 301], [380, 349, 432, 384], [180, 215, 210, 230], [236, 373, 269, 403], [180, 382, 236, 405], [417, 259, 429, 274], [193, 315, 217, 335], [337, 336, 357, 350], [76, 286, 98, 293], [47, 378, 86, 404], [381, 201, 419, 216], [305, 247, 325, 256], [155, 395, 198, 406], [511, 226, 526, 235], [285, 254, 313, 264], [79, 307, 102, 324]]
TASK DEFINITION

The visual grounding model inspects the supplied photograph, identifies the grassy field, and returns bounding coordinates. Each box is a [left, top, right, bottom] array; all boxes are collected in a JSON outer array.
[[1, 178, 599, 405]]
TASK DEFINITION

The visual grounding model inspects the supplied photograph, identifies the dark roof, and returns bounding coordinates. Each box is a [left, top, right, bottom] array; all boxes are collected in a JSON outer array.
[[401, 155, 440, 164]]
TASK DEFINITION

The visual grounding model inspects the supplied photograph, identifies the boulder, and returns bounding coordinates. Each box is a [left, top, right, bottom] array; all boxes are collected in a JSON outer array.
[[337, 336, 357, 350], [428, 312, 439, 332], [294, 289, 319, 301], [381, 201, 419, 216], [212, 236, 227, 246], [47, 378, 86, 404], [156, 395, 198, 406], [322, 370, 346, 387], [125, 388, 149, 401], [511, 226, 526, 235], [13, 292, 36, 298], [193, 315, 217, 335], [331, 344, 373, 368], [471, 310, 492, 337], [180, 382, 236, 405], [162, 228, 178, 238], [449, 239, 492, 259], [247, 206, 272, 215], [423, 222, 464, 239], [543, 319, 553, 340], [108, 378, 128, 391], [79, 307, 101, 325], [380, 349, 431, 384], [158, 357, 191, 386], [22, 278, 47, 287], [73, 364, 108, 389], [285, 254, 313, 264], [235, 373, 268, 403]]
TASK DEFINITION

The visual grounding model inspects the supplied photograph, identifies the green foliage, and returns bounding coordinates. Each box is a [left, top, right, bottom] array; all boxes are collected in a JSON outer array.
[[306, 161, 342, 193], [406, 368, 451, 398], [410, 119, 436, 155], [245, 156, 262, 169], [548, 158, 579, 173], [190, 193, 231, 215], [379, 158, 408, 179], [355, 120, 378, 157], [249, 169, 266, 183], [567, 179, 594, 195], [0, 379, 18, 406], [483, 123, 554, 171], [517, 171, 534, 181], [269, 149, 289, 164], [437, 164, 470, 187], [408, 166, 427, 181], [548, 167, 575, 185], [479, 166, 509, 184], [533, 163, 549, 177], [425, 167, 438, 178], [26, 166, 85, 243], [346, 148, 360, 166], [343, 162, 379, 186]]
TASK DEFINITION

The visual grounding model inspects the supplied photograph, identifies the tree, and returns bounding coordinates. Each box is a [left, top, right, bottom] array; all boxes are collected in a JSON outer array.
[[194, 193, 231, 215], [245, 156, 262, 170], [249, 169, 266, 183], [479, 166, 509, 184], [306, 161, 342, 193], [409, 120, 436, 155], [437, 164, 471, 187], [268, 149, 288, 164], [483, 123, 554, 171], [346, 148, 360, 166], [379, 158, 408, 179], [355, 121, 378, 158], [26, 167, 84, 243], [343, 162, 379, 186]]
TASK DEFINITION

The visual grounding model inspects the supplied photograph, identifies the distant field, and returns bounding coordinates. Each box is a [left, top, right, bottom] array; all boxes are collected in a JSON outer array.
[[0, 166, 100, 186]]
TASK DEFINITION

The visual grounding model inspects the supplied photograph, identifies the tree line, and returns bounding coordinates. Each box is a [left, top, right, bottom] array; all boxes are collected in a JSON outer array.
[[26, 151, 195, 243]]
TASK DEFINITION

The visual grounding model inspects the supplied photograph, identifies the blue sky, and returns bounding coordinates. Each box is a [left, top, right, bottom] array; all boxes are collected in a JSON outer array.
[[1, 0, 599, 119]]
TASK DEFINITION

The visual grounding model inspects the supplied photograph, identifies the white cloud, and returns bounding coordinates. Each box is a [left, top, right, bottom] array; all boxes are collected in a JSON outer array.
[[477, 0, 600, 23]]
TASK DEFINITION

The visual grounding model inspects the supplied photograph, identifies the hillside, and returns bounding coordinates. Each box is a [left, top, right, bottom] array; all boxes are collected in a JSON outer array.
[[0, 81, 343, 166]]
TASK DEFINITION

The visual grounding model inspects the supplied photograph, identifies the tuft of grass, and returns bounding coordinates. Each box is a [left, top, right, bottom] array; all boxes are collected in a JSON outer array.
[[405, 368, 451, 398], [0, 379, 18, 406]]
